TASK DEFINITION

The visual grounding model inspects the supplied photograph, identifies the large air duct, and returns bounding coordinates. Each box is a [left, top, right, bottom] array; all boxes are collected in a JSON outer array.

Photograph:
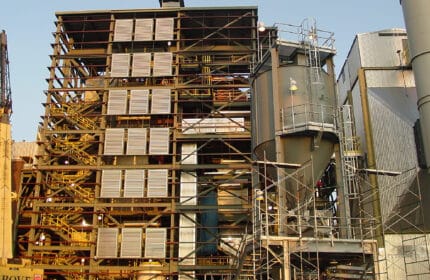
[[400, 0, 430, 169]]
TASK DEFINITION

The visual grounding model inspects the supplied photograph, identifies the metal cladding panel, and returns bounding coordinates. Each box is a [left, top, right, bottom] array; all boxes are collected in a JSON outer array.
[[384, 234, 430, 279], [151, 89, 171, 114], [180, 172, 197, 205], [337, 62, 351, 105], [155, 18, 174, 41], [147, 169, 168, 197], [114, 19, 133, 41], [107, 90, 127, 115], [181, 143, 197, 164], [368, 90, 418, 221], [132, 53, 151, 77], [129, 89, 149, 115], [104, 128, 125, 155], [97, 228, 119, 258], [135, 18, 154, 41], [153, 52, 172, 76], [126, 128, 147, 155], [178, 214, 196, 265], [149, 128, 170, 154], [124, 169, 145, 198], [366, 70, 415, 88], [358, 31, 407, 68], [145, 228, 167, 258], [111, 53, 130, 77], [120, 228, 143, 258], [100, 170, 122, 198], [347, 40, 361, 87]]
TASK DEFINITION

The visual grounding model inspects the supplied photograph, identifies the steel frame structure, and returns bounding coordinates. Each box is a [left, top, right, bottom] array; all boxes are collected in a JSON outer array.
[[16, 6, 257, 280]]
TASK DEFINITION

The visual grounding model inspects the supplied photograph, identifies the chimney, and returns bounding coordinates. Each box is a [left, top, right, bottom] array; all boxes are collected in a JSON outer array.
[[159, 0, 184, 8]]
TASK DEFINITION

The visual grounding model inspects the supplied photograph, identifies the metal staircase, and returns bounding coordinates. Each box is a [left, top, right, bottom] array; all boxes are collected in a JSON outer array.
[[50, 171, 93, 203], [50, 137, 97, 166], [41, 210, 87, 243], [50, 103, 97, 130]]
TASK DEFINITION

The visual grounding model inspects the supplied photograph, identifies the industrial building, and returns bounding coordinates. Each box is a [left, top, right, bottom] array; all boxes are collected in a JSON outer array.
[[3, 0, 430, 279]]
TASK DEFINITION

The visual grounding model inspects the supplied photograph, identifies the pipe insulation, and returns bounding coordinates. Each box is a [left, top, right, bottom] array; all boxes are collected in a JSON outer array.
[[401, 0, 430, 168]]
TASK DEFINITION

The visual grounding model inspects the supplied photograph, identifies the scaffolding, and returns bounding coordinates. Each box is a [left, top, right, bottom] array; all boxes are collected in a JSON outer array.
[[16, 6, 257, 279]]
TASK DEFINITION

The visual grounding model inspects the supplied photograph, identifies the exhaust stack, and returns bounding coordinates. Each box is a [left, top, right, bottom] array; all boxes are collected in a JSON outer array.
[[400, 0, 430, 169]]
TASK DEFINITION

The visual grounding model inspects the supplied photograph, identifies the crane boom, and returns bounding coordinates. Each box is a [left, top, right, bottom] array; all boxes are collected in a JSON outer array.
[[0, 30, 12, 123], [0, 29, 12, 264]]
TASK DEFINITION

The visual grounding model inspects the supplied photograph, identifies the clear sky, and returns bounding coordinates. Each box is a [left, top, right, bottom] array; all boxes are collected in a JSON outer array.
[[0, 0, 405, 141]]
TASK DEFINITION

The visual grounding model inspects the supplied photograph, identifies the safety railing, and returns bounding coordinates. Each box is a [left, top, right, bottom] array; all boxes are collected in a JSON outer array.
[[281, 103, 336, 134]]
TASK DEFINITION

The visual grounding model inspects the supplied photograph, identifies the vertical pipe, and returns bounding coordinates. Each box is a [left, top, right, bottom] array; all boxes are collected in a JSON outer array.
[[358, 69, 384, 247], [401, 0, 430, 169]]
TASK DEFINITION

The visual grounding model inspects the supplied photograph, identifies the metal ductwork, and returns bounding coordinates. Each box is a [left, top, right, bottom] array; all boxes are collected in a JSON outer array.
[[400, 0, 430, 169]]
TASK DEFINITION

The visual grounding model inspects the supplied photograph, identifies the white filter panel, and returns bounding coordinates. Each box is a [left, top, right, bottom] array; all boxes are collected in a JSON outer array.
[[135, 18, 154, 41], [100, 170, 122, 198], [97, 228, 119, 258], [147, 169, 168, 197], [127, 128, 147, 155], [149, 128, 170, 155], [104, 128, 125, 155], [180, 172, 197, 205], [107, 90, 127, 115], [121, 228, 143, 258], [153, 52, 172, 76], [132, 53, 151, 77], [181, 118, 245, 134], [181, 143, 197, 164], [124, 169, 145, 198], [111, 53, 131, 77], [145, 228, 167, 258], [178, 214, 196, 265], [129, 89, 149, 115], [151, 89, 171, 114], [114, 19, 133, 41], [155, 18, 174, 41]]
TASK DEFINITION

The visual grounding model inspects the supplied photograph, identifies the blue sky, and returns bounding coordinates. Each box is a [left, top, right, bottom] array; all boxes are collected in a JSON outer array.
[[0, 0, 405, 141]]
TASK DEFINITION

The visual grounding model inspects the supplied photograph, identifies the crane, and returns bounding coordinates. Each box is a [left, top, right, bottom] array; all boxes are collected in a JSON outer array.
[[0, 30, 12, 123], [0, 29, 12, 264]]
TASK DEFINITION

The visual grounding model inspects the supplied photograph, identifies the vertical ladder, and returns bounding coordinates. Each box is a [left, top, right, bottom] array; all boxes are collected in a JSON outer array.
[[301, 19, 322, 85]]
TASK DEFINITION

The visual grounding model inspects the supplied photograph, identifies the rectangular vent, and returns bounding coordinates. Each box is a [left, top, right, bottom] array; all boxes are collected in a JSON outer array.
[[114, 19, 133, 41], [155, 18, 174, 41], [124, 170, 145, 198], [100, 170, 122, 198], [149, 128, 170, 155], [126, 128, 147, 155], [104, 128, 125, 155], [107, 90, 127, 115], [147, 169, 168, 197], [111, 53, 130, 77], [132, 53, 151, 77], [153, 52, 172, 76], [151, 89, 171, 114], [135, 18, 154, 41], [145, 228, 167, 258], [97, 228, 119, 258], [121, 228, 143, 258], [129, 89, 149, 115]]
